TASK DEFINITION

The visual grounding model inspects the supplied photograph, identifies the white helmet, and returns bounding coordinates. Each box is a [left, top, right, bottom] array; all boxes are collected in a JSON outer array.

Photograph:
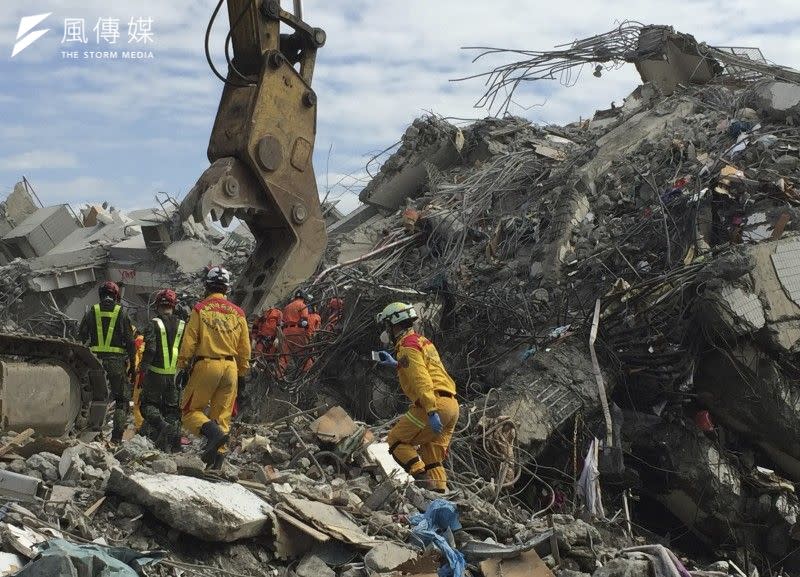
[[205, 266, 231, 291], [376, 302, 418, 326]]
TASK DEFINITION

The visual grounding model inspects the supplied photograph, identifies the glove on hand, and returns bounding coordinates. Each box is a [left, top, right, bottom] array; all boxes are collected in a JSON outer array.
[[428, 411, 443, 435], [377, 351, 398, 368]]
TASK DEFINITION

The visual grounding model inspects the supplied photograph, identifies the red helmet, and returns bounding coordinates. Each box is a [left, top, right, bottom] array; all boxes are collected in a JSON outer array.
[[155, 289, 177, 308], [328, 297, 343, 310], [99, 281, 120, 301]]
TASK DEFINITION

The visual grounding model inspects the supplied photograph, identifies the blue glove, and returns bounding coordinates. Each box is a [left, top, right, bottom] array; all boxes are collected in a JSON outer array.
[[377, 351, 398, 368], [428, 411, 443, 434]]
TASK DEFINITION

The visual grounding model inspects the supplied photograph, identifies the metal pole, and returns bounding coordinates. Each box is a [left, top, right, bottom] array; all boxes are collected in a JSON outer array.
[[293, 0, 303, 20]]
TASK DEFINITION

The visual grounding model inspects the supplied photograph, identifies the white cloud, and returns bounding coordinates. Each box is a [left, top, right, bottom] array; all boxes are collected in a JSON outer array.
[[1, 0, 799, 218], [0, 150, 77, 171]]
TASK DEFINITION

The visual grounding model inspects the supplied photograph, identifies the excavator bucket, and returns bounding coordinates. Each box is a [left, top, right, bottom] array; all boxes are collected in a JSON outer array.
[[179, 0, 327, 313]]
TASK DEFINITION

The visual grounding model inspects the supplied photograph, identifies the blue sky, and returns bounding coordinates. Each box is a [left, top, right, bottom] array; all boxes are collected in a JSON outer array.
[[1, 1, 798, 215]]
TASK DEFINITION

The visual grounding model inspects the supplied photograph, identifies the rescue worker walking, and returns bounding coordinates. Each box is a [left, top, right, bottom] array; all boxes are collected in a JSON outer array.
[[376, 303, 459, 492], [78, 281, 136, 444], [177, 267, 250, 468], [132, 328, 145, 432], [280, 290, 312, 374], [140, 289, 185, 452]]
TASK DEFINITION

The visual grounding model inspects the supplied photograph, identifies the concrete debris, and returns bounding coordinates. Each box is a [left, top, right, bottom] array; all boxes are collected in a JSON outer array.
[[364, 541, 419, 572], [296, 553, 336, 577], [107, 468, 272, 541]]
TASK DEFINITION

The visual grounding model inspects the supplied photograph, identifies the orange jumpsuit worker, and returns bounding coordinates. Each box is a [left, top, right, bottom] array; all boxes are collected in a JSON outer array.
[[307, 305, 322, 337], [376, 302, 459, 493], [252, 308, 283, 357], [132, 329, 145, 431], [280, 290, 312, 374], [177, 266, 250, 469], [324, 297, 344, 332]]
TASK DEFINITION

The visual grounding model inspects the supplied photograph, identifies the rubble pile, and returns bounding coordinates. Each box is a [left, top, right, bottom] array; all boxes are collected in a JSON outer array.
[[0, 407, 744, 577], [251, 63, 800, 572], [0, 188, 254, 332]]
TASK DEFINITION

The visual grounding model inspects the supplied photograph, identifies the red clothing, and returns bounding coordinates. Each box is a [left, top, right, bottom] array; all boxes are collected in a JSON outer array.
[[307, 312, 321, 337], [280, 298, 311, 374], [323, 298, 343, 332], [282, 298, 309, 336]]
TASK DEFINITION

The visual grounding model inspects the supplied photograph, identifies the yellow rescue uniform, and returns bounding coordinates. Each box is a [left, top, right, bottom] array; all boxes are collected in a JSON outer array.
[[386, 329, 459, 491], [177, 293, 250, 453], [132, 334, 145, 430]]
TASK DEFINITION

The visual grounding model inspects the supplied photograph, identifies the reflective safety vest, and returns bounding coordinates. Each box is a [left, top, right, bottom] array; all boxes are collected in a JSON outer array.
[[149, 318, 186, 375], [90, 304, 125, 354]]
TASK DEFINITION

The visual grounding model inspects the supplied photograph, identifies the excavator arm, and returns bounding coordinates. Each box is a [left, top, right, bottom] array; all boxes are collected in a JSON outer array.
[[179, 0, 327, 313]]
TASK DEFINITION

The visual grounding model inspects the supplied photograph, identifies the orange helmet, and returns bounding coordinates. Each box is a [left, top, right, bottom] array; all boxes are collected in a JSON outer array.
[[99, 281, 120, 301], [155, 289, 177, 307]]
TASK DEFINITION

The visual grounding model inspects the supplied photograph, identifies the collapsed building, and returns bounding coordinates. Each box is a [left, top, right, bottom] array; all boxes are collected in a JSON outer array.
[[0, 21, 799, 577]]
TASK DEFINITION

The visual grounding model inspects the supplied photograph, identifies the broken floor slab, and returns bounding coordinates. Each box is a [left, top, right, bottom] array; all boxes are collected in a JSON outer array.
[[364, 541, 419, 573], [359, 116, 464, 213], [107, 468, 272, 542], [746, 81, 800, 121], [279, 496, 374, 547], [479, 549, 554, 577]]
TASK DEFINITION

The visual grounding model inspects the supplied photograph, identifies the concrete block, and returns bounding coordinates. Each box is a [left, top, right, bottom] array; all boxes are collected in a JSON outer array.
[[107, 468, 273, 542], [747, 81, 800, 121], [0, 469, 40, 500]]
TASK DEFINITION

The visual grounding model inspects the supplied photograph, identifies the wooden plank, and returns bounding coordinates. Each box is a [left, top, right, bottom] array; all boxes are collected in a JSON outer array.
[[771, 212, 791, 240], [0, 429, 35, 458], [83, 496, 106, 518]]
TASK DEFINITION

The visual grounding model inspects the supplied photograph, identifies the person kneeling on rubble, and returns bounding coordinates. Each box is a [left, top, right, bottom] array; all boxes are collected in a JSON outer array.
[[176, 266, 251, 469], [139, 289, 186, 452], [79, 281, 136, 444], [376, 302, 459, 493]]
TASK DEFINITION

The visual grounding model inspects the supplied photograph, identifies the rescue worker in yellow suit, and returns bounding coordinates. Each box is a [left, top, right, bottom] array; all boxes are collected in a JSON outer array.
[[132, 328, 145, 432], [376, 303, 459, 492], [177, 266, 250, 469]]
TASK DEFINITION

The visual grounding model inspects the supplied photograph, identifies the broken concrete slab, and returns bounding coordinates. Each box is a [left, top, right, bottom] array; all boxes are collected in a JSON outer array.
[[163, 238, 228, 274], [359, 117, 464, 213], [364, 542, 419, 573], [107, 468, 273, 542], [310, 406, 358, 444], [366, 442, 412, 484], [280, 496, 374, 547], [746, 81, 800, 121], [0, 470, 40, 500], [479, 549, 554, 577], [296, 554, 335, 577]]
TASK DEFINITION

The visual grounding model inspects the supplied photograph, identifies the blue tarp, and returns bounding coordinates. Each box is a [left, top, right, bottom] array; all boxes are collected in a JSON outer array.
[[15, 539, 164, 577], [409, 499, 466, 577]]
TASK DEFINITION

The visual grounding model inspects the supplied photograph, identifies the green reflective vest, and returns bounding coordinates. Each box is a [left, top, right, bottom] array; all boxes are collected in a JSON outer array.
[[90, 304, 125, 354], [149, 318, 186, 375]]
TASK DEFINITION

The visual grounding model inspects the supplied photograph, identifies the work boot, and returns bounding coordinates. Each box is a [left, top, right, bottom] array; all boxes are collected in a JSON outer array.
[[169, 427, 182, 454], [154, 419, 170, 452], [200, 421, 229, 465], [208, 452, 226, 470]]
